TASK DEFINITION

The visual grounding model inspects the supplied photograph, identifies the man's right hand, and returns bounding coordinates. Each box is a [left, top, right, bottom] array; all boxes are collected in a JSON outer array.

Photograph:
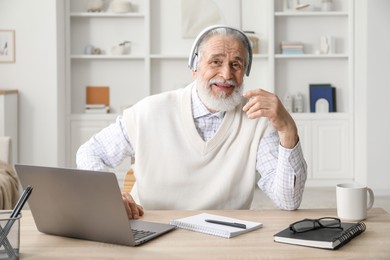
[[121, 192, 144, 219]]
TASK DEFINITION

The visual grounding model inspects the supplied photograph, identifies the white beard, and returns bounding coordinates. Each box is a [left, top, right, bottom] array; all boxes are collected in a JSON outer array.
[[195, 78, 244, 112]]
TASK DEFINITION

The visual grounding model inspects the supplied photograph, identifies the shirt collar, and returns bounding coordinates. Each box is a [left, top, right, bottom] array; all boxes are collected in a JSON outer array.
[[191, 84, 225, 119]]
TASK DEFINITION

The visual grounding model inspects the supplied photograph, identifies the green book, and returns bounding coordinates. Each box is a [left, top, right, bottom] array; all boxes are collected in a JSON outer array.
[[274, 222, 366, 250]]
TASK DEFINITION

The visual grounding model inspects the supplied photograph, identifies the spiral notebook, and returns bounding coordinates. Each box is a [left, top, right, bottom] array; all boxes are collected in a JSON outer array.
[[170, 213, 262, 238], [274, 221, 366, 250]]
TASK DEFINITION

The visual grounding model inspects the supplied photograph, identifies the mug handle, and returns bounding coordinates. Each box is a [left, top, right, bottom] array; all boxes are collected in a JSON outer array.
[[367, 187, 374, 210]]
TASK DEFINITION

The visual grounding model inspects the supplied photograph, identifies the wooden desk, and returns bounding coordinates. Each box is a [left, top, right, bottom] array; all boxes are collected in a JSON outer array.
[[19, 208, 390, 259]]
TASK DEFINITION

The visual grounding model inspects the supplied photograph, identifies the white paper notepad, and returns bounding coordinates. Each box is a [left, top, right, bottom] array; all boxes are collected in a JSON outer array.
[[170, 213, 263, 238]]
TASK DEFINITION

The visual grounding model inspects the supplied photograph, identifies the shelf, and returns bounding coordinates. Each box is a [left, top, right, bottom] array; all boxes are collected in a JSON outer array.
[[150, 54, 269, 59], [275, 11, 348, 17], [275, 54, 348, 59], [69, 113, 120, 120], [70, 12, 145, 18], [150, 54, 188, 59], [254, 54, 269, 59], [70, 55, 145, 60], [291, 112, 351, 120]]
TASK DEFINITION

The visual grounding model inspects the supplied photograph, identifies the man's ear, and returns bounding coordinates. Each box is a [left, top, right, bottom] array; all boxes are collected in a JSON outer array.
[[191, 70, 197, 78]]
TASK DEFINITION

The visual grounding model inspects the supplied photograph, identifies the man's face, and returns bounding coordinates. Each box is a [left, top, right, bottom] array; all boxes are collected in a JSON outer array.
[[193, 34, 247, 112]]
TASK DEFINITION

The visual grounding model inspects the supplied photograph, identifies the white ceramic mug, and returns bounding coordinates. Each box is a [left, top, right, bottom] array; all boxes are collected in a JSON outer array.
[[336, 183, 374, 221]]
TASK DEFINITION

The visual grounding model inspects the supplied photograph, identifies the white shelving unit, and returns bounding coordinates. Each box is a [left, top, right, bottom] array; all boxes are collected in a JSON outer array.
[[271, 0, 354, 185], [65, 0, 355, 186], [65, 0, 150, 180]]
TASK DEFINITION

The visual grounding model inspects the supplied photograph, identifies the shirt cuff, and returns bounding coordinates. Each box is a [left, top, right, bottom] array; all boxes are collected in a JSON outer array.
[[278, 139, 305, 171]]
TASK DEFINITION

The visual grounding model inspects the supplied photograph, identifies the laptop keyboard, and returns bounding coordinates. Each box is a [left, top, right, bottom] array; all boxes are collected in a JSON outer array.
[[132, 229, 156, 241]]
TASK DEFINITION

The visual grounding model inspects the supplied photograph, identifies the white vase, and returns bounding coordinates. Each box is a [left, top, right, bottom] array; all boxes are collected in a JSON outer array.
[[320, 37, 328, 54], [111, 0, 133, 13], [321, 1, 333, 11]]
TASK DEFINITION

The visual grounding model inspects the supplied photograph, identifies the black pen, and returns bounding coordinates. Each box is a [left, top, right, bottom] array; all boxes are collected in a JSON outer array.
[[10, 185, 33, 218], [205, 219, 247, 229]]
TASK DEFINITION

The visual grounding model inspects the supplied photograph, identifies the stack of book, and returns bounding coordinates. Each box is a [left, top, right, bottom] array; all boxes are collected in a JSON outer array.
[[280, 41, 304, 54], [85, 86, 110, 114], [85, 104, 110, 114]]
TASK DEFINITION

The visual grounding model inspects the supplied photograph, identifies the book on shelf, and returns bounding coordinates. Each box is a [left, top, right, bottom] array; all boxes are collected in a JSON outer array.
[[282, 50, 304, 55], [85, 104, 110, 114], [309, 84, 336, 112], [85, 104, 107, 109], [280, 41, 304, 46], [274, 222, 366, 250], [169, 213, 263, 239], [86, 86, 110, 106], [280, 41, 304, 54], [85, 86, 110, 114]]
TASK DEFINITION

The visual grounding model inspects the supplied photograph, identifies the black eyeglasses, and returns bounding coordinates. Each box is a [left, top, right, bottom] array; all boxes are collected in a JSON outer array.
[[289, 217, 342, 233]]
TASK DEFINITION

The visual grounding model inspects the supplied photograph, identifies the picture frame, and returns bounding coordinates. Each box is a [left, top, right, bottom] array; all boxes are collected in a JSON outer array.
[[181, 0, 242, 38], [0, 30, 15, 63]]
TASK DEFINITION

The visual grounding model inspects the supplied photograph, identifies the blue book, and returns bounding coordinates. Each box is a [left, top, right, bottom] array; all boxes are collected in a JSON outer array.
[[282, 50, 304, 55], [309, 84, 336, 112]]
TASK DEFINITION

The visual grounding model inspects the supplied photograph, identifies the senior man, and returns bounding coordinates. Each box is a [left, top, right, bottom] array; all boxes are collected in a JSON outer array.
[[77, 25, 307, 219]]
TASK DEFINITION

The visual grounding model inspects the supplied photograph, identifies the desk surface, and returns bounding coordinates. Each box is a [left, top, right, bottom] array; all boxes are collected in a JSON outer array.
[[20, 208, 390, 259]]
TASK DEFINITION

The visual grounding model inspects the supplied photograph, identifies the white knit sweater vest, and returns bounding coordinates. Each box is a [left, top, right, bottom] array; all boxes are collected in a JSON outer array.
[[123, 83, 272, 210]]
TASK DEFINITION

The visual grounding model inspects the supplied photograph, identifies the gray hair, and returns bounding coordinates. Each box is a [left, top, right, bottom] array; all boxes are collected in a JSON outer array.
[[196, 27, 251, 73]]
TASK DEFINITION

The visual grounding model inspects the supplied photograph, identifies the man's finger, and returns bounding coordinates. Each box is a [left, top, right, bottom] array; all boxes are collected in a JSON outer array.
[[243, 88, 263, 98], [122, 192, 141, 219], [137, 204, 145, 217], [122, 193, 134, 218]]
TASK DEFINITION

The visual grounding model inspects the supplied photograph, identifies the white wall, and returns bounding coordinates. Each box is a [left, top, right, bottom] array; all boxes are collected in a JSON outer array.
[[366, 0, 390, 195], [0, 0, 64, 166]]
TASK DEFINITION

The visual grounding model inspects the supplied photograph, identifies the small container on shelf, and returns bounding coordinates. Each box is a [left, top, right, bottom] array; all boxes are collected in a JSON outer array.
[[244, 31, 260, 54], [111, 41, 131, 55], [294, 92, 304, 113], [321, 0, 334, 11], [111, 0, 133, 13], [87, 0, 106, 12], [284, 94, 294, 113]]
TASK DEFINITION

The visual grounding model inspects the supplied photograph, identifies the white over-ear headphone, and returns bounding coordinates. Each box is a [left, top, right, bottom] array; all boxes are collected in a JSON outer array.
[[188, 25, 253, 76]]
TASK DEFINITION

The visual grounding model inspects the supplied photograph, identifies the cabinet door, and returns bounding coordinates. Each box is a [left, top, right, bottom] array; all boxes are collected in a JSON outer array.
[[311, 119, 351, 179]]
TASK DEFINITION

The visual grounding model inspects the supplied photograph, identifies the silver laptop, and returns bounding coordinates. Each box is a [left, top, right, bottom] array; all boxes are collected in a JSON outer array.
[[15, 164, 175, 246]]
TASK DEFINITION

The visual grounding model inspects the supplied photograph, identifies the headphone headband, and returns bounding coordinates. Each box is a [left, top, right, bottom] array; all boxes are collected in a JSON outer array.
[[188, 25, 253, 76]]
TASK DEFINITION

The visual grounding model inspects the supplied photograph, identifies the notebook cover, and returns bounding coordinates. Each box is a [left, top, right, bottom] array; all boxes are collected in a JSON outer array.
[[274, 222, 366, 250]]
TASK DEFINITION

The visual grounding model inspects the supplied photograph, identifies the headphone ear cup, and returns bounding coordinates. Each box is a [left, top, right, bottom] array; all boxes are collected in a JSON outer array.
[[192, 54, 198, 72]]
